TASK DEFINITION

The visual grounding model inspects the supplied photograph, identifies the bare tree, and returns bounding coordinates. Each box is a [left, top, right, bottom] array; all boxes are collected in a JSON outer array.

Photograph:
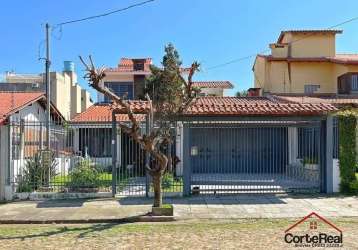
[[79, 45, 199, 207]]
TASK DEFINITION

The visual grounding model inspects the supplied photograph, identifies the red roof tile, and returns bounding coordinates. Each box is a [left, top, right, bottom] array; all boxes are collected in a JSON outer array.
[[272, 94, 358, 106], [0, 92, 45, 123], [72, 101, 150, 123], [192, 81, 233, 89], [184, 97, 336, 116], [73, 96, 336, 122], [105, 58, 152, 73], [258, 54, 358, 65]]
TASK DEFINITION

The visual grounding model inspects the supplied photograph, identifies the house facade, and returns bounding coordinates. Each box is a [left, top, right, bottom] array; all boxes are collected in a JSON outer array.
[[253, 30, 358, 96], [98, 57, 234, 102], [98, 58, 152, 102], [3, 61, 93, 120], [0, 92, 64, 200]]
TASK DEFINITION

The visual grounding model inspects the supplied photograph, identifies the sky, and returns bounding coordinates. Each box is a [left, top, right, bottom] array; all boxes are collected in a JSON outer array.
[[1, 0, 358, 101]]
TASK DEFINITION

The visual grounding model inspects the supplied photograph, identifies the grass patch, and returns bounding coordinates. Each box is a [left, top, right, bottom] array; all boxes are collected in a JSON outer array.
[[161, 204, 173, 209], [51, 173, 112, 186], [1, 219, 358, 249]]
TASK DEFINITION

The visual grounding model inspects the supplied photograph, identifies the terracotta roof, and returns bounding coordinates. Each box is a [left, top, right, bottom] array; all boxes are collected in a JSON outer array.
[[257, 54, 358, 65], [72, 101, 150, 123], [192, 81, 234, 89], [0, 92, 44, 123], [105, 57, 152, 73], [73, 96, 336, 122], [0, 91, 65, 124], [184, 97, 336, 116], [272, 94, 358, 107], [278, 29, 342, 43]]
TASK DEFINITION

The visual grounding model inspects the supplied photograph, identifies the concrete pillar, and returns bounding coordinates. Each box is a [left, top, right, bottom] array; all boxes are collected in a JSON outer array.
[[0, 125, 13, 201], [321, 116, 334, 193], [0, 126, 6, 200], [326, 115, 334, 193], [176, 122, 183, 176], [288, 127, 298, 164], [182, 124, 191, 196]]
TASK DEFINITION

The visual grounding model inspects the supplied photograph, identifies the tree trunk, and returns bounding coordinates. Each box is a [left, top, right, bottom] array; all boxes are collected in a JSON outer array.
[[152, 173, 163, 207]]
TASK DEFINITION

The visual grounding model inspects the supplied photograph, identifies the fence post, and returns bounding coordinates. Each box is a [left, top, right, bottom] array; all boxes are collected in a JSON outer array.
[[183, 123, 191, 196], [0, 126, 6, 200], [111, 112, 117, 197], [145, 115, 150, 197], [325, 115, 334, 193]]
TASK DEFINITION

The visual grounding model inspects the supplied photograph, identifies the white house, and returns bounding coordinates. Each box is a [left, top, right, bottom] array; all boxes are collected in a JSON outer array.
[[0, 91, 64, 200]]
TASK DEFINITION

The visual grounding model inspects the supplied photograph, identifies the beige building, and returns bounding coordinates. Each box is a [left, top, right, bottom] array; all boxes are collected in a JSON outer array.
[[3, 61, 93, 120], [253, 30, 358, 95]]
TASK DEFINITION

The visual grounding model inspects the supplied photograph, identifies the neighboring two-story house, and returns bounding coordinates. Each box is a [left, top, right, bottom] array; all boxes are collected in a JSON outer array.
[[98, 57, 234, 101], [253, 30, 358, 99], [98, 58, 152, 102]]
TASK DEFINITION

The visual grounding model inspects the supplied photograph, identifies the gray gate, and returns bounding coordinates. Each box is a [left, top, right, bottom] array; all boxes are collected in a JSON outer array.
[[184, 120, 323, 194]]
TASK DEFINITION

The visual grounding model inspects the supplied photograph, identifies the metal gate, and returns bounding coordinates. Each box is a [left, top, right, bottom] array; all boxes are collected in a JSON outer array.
[[185, 120, 323, 194]]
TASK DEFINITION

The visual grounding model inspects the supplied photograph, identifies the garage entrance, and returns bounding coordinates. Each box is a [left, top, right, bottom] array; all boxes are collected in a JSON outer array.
[[185, 121, 323, 194]]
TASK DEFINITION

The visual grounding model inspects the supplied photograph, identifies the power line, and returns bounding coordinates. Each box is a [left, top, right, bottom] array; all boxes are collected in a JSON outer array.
[[206, 15, 358, 71], [55, 0, 155, 26]]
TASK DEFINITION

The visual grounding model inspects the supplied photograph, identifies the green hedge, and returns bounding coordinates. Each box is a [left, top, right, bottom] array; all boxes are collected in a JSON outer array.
[[338, 111, 358, 193]]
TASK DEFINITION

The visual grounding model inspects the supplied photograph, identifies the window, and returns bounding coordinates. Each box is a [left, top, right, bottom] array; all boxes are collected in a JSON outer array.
[[304, 84, 320, 94], [79, 128, 112, 157], [104, 82, 133, 102], [133, 63, 144, 71], [351, 75, 358, 91]]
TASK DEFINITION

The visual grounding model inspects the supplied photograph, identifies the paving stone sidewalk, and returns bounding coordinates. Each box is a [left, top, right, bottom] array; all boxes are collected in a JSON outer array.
[[0, 194, 357, 223]]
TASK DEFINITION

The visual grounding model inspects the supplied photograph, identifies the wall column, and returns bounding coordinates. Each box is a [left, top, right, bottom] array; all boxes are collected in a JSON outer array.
[[182, 124, 191, 196], [175, 122, 183, 176], [321, 116, 334, 193], [0, 126, 6, 200]]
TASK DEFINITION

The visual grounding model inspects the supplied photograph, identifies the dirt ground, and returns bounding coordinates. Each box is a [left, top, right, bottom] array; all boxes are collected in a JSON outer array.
[[0, 218, 357, 250]]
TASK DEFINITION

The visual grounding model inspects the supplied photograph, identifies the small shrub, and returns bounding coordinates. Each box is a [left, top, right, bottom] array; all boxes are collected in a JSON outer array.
[[68, 159, 101, 189], [18, 151, 57, 192], [349, 180, 358, 194], [162, 172, 174, 189], [338, 112, 358, 193]]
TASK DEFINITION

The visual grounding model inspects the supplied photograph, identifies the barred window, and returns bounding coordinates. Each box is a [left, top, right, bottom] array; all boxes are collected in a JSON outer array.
[[304, 84, 320, 94]]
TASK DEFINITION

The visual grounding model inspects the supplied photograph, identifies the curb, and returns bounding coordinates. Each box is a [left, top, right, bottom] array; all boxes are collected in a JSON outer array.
[[0, 216, 175, 224]]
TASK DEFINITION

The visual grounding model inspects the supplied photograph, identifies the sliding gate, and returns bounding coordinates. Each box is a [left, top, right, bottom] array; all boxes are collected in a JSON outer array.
[[185, 120, 323, 194]]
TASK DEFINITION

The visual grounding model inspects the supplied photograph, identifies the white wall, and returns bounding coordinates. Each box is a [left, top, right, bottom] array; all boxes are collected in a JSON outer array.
[[200, 88, 224, 97], [0, 125, 10, 200], [333, 159, 340, 193]]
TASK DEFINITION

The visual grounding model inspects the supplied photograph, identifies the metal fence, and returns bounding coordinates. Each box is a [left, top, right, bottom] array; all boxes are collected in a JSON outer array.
[[182, 119, 325, 195], [7, 116, 335, 197]]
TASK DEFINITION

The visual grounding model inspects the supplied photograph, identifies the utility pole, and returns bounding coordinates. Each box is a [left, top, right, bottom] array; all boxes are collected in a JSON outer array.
[[45, 23, 51, 150]]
